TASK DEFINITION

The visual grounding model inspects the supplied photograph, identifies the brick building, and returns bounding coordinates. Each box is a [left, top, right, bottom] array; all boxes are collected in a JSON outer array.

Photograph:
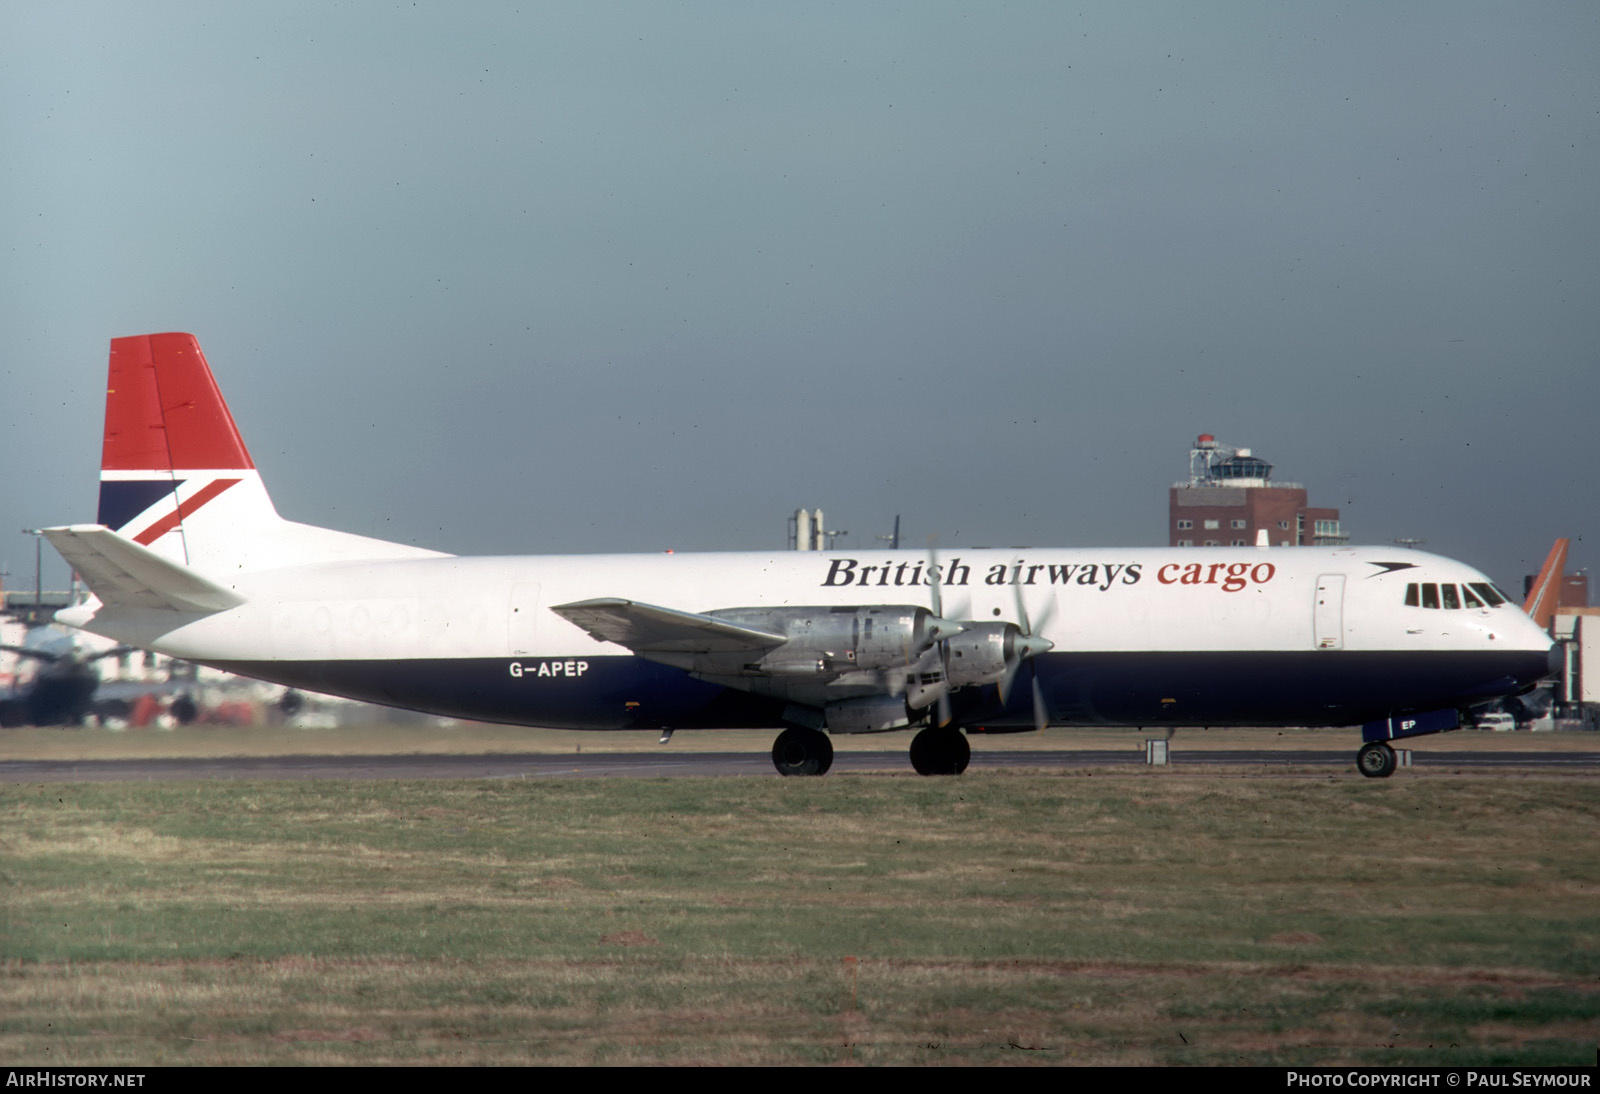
[[1169, 434, 1346, 548]]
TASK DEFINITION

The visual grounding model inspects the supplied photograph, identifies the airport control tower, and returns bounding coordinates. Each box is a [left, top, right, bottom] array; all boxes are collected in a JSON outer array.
[[1169, 434, 1347, 547]]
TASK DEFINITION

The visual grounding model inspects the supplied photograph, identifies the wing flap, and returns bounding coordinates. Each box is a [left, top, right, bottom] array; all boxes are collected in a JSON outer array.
[[550, 597, 786, 654], [42, 525, 246, 613]]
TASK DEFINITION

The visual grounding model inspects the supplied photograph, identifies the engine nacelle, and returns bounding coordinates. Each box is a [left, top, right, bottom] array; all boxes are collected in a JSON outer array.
[[941, 622, 1016, 688], [710, 604, 948, 673]]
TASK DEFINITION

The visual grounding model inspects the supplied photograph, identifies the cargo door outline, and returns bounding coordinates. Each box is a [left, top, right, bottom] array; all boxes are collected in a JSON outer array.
[[509, 582, 542, 656], [1314, 574, 1345, 650]]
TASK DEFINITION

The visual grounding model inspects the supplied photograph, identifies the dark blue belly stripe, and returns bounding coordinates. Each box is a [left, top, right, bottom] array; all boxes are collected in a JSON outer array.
[[202, 648, 1552, 731]]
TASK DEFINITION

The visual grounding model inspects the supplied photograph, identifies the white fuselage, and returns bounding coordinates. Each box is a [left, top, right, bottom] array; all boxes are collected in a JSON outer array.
[[61, 545, 1555, 732]]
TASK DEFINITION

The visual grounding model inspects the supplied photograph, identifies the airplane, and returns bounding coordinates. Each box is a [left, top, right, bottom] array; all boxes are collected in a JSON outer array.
[[0, 621, 130, 726], [0, 615, 218, 727], [41, 333, 1558, 777]]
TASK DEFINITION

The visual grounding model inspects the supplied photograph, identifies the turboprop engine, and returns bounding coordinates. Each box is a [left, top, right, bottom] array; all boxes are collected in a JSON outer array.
[[902, 620, 1054, 710], [943, 622, 1052, 688], [708, 604, 962, 676]]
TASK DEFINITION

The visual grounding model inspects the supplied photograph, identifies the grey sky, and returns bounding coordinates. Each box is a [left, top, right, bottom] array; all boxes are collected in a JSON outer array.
[[3, 2, 1596, 596]]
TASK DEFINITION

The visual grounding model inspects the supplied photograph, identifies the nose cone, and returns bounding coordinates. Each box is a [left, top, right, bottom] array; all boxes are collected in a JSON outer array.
[[1505, 627, 1560, 692], [1497, 604, 1559, 685], [1514, 615, 1561, 685], [1016, 635, 1054, 660]]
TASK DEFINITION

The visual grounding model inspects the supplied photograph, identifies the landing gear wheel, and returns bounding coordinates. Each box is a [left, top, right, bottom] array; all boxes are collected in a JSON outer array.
[[772, 727, 834, 776], [909, 727, 970, 776], [1357, 741, 1397, 779]]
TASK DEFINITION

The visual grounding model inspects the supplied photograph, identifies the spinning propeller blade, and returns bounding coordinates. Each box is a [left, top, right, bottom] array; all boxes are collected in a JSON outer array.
[[997, 564, 1056, 716]]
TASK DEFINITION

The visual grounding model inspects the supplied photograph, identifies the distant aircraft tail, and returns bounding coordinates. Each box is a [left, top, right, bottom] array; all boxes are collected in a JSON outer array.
[[1522, 538, 1569, 630], [88, 333, 446, 576]]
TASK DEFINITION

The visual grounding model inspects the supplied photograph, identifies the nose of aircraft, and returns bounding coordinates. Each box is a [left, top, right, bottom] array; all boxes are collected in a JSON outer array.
[[1513, 620, 1561, 688], [1495, 609, 1560, 690]]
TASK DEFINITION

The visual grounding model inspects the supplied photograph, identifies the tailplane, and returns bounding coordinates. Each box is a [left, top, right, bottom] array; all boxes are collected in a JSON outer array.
[[93, 333, 446, 574]]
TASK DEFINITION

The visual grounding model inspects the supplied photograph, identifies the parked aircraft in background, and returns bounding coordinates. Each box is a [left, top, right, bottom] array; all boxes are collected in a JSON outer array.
[[42, 334, 1557, 776], [0, 616, 213, 726], [0, 622, 129, 726]]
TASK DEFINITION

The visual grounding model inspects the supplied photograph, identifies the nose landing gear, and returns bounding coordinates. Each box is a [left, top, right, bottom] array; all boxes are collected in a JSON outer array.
[[1356, 740, 1397, 779], [1357, 708, 1460, 779]]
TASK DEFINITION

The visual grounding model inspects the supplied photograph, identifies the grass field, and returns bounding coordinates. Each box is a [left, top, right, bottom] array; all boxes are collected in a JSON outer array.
[[2, 769, 1597, 1065]]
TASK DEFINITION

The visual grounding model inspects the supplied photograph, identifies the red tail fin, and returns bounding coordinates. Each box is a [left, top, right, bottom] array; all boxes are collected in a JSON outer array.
[[1522, 538, 1569, 630], [90, 332, 446, 572], [96, 334, 256, 548], [103, 333, 254, 472]]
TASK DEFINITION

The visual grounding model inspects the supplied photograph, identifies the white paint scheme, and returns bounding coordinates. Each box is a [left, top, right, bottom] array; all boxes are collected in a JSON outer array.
[[48, 543, 1548, 665]]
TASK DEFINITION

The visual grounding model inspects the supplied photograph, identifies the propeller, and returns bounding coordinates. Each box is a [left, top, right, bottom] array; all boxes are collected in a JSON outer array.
[[887, 541, 963, 711], [918, 538, 969, 727], [926, 540, 953, 726], [998, 566, 1056, 733]]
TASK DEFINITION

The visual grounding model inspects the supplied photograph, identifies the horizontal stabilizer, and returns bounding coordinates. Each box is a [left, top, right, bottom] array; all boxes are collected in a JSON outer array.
[[42, 525, 246, 613], [551, 597, 786, 654]]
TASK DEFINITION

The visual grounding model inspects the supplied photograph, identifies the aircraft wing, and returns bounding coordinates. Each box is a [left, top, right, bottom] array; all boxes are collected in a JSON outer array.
[[0, 645, 60, 664], [0, 643, 133, 665], [42, 525, 245, 613], [550, 597, 787, 655]]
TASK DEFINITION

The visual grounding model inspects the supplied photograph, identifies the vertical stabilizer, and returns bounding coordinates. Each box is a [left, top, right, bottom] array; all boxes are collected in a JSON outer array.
[[94, 333, 447, 574], [1522, 538, 1569, 630], [99, 333, 265, 566]]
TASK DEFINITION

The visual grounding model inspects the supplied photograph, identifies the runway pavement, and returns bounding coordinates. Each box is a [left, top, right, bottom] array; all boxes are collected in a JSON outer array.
[[3, 747, 1596, 782]]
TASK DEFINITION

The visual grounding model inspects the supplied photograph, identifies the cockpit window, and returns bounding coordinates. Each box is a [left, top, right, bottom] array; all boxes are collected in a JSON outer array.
[[1408, 580, 1508, 609], [1470, 582, 1506, 607]]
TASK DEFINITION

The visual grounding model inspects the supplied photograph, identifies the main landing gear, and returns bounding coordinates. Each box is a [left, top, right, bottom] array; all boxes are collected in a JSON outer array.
[[1356, 741, 1397, 779], [769, 725, 972, 776], [771, 726, 834, 777], [909, 726, 970, 776]]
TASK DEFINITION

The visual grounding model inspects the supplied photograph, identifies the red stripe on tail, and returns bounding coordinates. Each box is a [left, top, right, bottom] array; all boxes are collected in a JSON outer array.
[[131, 478, 242, 546]]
